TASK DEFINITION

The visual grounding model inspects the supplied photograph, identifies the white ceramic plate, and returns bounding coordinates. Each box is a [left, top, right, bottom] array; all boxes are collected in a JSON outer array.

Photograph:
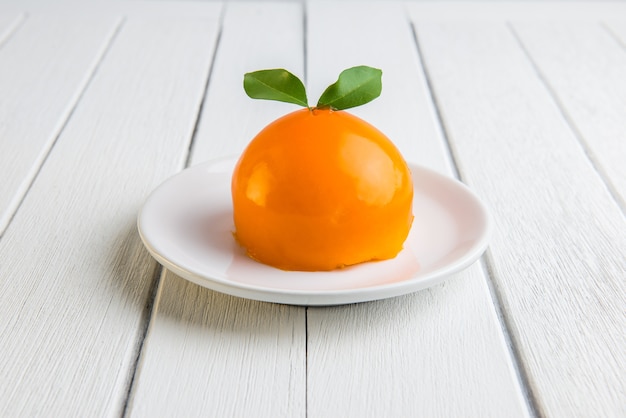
[[138, 157, 491, 306]]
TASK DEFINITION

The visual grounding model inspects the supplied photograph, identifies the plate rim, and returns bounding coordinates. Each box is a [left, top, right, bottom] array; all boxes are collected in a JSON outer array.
[[138, 157, 492, 305]]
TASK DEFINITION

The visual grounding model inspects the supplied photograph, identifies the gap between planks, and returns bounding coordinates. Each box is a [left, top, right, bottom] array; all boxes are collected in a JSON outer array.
[[120, 263, 164, 418], [601, 21, 626, 51], [410, 20, 541, 418], [184, 4, 227, 169], [508, 22, 626, 218], [0, 17, 126, 238], [121, 9, 226, 416], [0, 12, 26, 49], [479, 255, 543, 418]]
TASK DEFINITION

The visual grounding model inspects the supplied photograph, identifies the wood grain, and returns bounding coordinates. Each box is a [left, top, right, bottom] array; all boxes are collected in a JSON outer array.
[[413, 20, 626, 417], [127, 3, 307, 417], [0, 10, 220, 416], [305, 3, 529, 417], [511, 21, 626, 210], [0, 14, 121, 235]]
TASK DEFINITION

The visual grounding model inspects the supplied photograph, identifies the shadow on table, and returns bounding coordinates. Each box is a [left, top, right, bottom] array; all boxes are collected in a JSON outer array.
[[109, 218, 465, 337], [109, 222, 163, 318]]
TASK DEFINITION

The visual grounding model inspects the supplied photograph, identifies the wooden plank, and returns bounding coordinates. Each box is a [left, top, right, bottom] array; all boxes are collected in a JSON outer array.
[[411, 19, 626, 418], [129, 278, 306, 417], [0, 14, 121, 235], [127, 3, 307, 417], [306, 3, 529, 417], [0, 8, 221, 416], [510, 21, 626, 210]]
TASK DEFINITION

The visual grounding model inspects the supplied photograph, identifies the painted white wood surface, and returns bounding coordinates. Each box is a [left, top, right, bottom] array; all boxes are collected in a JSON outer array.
[[305, 3, 528, 417], [127, 3, 307, 417], [412, 20, 626, 417], [0, 2, 624, 417], [0, 15, 121, 235], [510, 21, 626, 210], [0, 8, 221, 416]]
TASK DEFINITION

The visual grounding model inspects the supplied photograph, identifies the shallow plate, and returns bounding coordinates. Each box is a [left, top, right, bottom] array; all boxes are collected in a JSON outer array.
[[138, 157, 491, 306]]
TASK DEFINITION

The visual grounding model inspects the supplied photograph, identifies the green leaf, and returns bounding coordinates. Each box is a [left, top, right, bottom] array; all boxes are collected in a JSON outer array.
[[316, 66, 382, 110], [243, 69, 308, 107]]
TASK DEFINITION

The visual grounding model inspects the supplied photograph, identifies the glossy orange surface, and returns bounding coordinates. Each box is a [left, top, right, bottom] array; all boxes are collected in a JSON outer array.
[[231, 108, 413, 271]]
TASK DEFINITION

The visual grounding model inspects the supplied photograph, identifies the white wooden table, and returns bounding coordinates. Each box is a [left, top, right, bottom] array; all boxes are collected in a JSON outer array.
[[1, 1, 624, 416]]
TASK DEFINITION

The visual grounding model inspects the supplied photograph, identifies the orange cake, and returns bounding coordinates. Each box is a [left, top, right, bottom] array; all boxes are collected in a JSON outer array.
[[231, 66, 413, 271]]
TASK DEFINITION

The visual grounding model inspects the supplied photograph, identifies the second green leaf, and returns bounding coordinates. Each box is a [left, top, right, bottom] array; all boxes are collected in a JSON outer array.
[[316, 66, 382, 110]]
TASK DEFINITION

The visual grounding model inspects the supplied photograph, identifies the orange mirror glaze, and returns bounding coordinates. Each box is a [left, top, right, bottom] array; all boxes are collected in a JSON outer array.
[[231, 108, 413, 271]]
